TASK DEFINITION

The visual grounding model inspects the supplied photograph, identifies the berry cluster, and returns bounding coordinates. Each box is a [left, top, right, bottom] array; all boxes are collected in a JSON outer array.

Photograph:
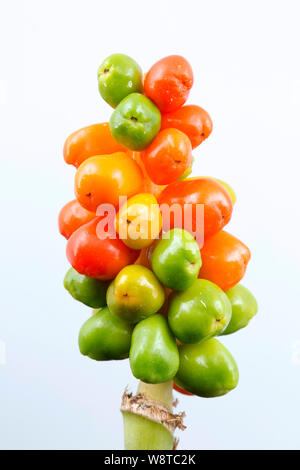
[[59, 54, 257, 398]]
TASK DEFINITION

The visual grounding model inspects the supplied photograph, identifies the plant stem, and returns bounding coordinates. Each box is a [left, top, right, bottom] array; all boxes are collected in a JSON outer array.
[[121, 380, 185, 450], [137, 380, 173, 409], [123, 411, 174, 450]]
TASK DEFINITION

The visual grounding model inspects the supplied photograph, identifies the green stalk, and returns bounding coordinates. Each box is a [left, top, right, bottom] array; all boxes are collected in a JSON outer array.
[[137, 380, 173, 409], [123, 411, 174, 450], [121, 380, 185, 450]]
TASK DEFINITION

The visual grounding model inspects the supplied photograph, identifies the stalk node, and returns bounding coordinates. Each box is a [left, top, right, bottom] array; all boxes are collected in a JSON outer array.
[[121, 388, 186, 434]]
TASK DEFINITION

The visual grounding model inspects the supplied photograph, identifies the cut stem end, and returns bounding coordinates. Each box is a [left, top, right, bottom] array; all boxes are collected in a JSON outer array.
[[121, 380, 186, 450]]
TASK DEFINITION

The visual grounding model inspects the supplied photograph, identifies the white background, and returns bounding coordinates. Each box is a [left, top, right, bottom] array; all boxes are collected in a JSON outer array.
[[1, 0, 300, 450]]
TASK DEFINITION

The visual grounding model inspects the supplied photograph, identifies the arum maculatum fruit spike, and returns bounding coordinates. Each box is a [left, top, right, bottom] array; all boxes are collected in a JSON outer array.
[[59, 51, 257, 451]]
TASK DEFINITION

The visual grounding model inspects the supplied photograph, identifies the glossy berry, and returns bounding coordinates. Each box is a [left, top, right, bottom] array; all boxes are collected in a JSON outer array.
[[144, 55, 193, 112], [141, 128, 192, 185]]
